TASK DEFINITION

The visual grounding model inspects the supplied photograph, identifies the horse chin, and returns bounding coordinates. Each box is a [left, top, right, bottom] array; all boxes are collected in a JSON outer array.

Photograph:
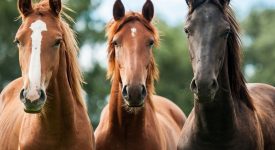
[[21, 98, 45, 114], [123, 100, 144, 114], [194, 93, 215, 104], [24, 108, 42, 114]]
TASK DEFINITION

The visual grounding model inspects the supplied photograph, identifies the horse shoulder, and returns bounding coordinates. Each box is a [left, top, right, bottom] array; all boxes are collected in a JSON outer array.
[[152, 95, 186, 149], [152, 95, 186, 129], [247, 83, 275, 116], [95, 104, 111, 148], [0, 77, 24, 149], [247, 83, 275, 149], [95, 104, 109, 134], [0, 78, 23, 112], [177, 109, 196, 150], [95, 105, 127, 150], [247, 83, 275, 103]]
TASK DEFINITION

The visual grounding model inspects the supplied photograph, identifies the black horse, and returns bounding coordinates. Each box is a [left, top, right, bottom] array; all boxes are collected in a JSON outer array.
[[178, 0, 275, 150]]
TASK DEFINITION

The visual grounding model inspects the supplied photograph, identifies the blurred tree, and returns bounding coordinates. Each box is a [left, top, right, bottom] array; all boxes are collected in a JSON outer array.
[[155, 20, 193, 115], [66, 0, 105, 45], [0, 0, 21, 90], [84, 63, 109, 127], [243, 9, 275, 85]]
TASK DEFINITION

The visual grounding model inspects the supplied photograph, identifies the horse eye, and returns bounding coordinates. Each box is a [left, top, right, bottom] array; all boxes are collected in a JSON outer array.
[[224, 29, 231, 39], [184, 28, 189, 34], [112, 40, 118, 47], [14, 39, 20, 46], [54, 39, 62, 47], [184, 28, 190, 37], [148, 40, 154, 48]]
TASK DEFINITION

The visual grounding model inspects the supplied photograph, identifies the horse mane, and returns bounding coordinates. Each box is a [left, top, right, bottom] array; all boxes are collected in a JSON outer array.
[[106, 12, 159, 101], [188, 0, 255, 110], [28, 0, 85, 108], [60, 17, 85, 108]]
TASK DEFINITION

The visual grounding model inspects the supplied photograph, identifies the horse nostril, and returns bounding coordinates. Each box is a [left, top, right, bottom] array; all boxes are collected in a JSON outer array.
[[39, 89, 46, 101], [141, 85, 147, 99], [190, 79, 198, 94], [210, 79, 219, 92], [20, 89, 27, 103], [122, 85, 128, 99]]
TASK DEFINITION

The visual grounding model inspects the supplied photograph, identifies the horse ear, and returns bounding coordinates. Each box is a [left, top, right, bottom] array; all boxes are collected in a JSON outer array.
[[49, 0, 62, 16], [185, 0, 191, 7], [186, 0, 205, 8], [142, 0, 154, 22], [221, 0, 230, 6], [113, 0, 125, 21], [18, 0, 33, 16]]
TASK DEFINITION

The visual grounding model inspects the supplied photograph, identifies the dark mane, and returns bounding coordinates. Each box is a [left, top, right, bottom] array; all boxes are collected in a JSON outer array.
[[106, 12, 159, 103], [187, 0, 255, 110]]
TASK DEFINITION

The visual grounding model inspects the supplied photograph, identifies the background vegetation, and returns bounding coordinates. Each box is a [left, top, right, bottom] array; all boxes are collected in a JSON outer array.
[[0, 0, 274, 127]]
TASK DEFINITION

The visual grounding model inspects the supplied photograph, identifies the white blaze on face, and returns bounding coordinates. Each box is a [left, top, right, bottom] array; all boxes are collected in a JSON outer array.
[[27, 20, 47, 100], [131, 27, 137, 37]]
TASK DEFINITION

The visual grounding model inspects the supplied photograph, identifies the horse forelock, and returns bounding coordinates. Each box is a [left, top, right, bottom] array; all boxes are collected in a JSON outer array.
[[60, 19, 86, 109]]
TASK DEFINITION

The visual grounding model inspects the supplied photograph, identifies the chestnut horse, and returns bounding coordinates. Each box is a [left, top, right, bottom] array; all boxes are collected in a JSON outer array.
[[95, 0, 186, 149], [178, 0, 275, 150], [0, 0, 95, 149]]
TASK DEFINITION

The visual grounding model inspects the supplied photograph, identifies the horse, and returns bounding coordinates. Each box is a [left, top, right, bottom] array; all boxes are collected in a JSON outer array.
[[177, 0, 275, 150], [95, 0, 186, 149], [0, 0, 95, 149]]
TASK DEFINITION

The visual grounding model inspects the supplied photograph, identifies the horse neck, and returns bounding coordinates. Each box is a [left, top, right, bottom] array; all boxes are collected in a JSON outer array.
[[20, 48, 92, 146], [42, 50, 84, 133], [108, 72, 155, 133], [193, 50, 237, 140]]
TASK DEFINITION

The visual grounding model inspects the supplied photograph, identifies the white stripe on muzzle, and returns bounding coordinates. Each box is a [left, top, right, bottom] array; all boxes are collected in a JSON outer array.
[[26, 20, 47, 101]]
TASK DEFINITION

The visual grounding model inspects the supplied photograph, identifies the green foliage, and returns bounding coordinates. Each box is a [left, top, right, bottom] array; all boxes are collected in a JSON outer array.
[[243, 9, 275, 85], [66, 0, 105, 45], [0, 0, 21, 90], [84, 64, 109, 127], [155, 20, 193, 114]]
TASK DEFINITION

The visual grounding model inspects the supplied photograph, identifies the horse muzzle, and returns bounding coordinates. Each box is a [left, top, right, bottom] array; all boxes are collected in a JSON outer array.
[[122, 84, 147, 107], [190, 77, 219, 103], [20, 89, 46, 113]]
